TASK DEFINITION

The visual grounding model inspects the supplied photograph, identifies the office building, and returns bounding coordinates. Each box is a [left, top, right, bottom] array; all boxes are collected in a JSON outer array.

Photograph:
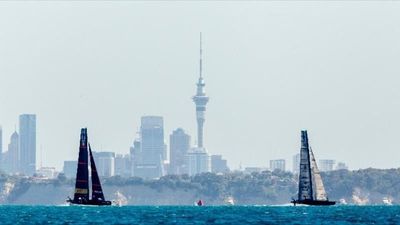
[[319, 159, 336, 172], [211, 155, 229, 174], [270, 159, 286, 171], [244, 167, 267, 174], [335, 162, 348, 170], [292, 153, 300, 174], [115, 154, 131, 177], [136, 116, 165, 179], [19, 114, 36, 175], [185, 147, 210, 176], [3, 131, 20, 174], [93, 151, 115, 177], [169, 128, 190, 175], [63, 160, 77, 178], [130, 138, 141, 177], [36, 167, 57, 179]]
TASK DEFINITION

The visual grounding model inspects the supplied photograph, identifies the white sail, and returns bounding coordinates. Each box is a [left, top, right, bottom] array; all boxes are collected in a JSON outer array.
[[309, 147, 327, 201]]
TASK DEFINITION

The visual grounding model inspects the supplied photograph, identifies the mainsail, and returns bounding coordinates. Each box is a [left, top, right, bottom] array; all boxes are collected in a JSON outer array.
[[310, 147, 328, 201], [298, 130, 313, 201], [89, 144, 105, 202], [73, 128, 89, 202]]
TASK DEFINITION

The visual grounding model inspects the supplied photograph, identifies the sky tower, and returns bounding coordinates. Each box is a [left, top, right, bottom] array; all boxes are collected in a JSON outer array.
[[192, 33, 209, 149]]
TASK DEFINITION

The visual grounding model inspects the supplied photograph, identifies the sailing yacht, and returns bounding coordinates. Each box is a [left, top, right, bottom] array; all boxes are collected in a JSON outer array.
[[291, 130, 335, 206], [67, 128, 112, 206]]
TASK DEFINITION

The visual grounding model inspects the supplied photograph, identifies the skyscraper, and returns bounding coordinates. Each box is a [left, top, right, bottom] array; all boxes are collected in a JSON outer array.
[[3, 131, 20, 174], [192, 33, 209, 149], [63, 160, 77, 178], [169, 128, 191, 175], [335, 162, 348, 170], [186, 147, 210, 176], [130, 138, 142, 177], [270, 159, 286, 171], [319, 159, 336, 172], [93, 151, 115, 177], [137, 116, 165, 179], [292, 153, 300, 174], [211, 155, 229, 174], [19, 114, 36, 176], [114, 154, 131, 177]]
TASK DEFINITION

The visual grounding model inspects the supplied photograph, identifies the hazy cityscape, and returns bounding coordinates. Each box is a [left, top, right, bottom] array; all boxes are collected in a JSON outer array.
[[0, 38, 348, 180], [0, 57, 352, 181], [0, 1, 400, 224]]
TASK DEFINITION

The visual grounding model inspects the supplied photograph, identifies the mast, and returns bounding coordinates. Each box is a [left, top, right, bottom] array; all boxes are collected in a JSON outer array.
[[310, 147, 328, 201], [297, 130, 313, 201], [73, 128, 89, 202], [89, 144, 105, 202]]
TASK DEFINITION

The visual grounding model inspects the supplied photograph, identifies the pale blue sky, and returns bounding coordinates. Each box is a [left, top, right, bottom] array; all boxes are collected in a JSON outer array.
[[0, 2, 399, 170]]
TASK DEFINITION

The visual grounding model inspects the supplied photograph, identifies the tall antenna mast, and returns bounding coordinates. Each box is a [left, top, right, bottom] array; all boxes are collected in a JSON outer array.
[[200, 32, 203, 78]]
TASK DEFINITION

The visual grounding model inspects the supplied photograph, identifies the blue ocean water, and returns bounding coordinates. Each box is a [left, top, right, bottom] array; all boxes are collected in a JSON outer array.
[[0, 205, 398, 224]]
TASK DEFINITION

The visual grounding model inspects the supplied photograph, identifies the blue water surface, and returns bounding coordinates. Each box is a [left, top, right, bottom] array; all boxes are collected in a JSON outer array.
[[0, 205, 399, 224]]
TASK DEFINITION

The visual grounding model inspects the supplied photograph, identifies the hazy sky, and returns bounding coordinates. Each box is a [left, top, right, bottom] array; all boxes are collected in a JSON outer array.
[[0, 1, 399, 171]]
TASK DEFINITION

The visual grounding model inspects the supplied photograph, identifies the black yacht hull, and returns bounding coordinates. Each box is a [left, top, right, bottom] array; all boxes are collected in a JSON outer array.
[[67, 199, 112, 206], [291, 199, 336, 206]]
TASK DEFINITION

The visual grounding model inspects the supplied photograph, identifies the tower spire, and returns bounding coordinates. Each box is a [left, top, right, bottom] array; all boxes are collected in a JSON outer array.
[[193, 32, 209, 149], [199, 32, 203, 79]]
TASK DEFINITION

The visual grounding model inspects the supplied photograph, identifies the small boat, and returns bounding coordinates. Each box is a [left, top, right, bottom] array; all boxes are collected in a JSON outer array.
[[67, 128, 112, 206], [291, 130, 335, 206], [224, 196, 235, 206], [382, 197, 393, 205], [339, 198, 347, 205], [196, 199, 204, 206], [113, 191, 128, 206]]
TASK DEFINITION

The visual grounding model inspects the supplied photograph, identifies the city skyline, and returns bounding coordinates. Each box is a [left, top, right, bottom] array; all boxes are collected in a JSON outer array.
[[1, 3, 399, 171]]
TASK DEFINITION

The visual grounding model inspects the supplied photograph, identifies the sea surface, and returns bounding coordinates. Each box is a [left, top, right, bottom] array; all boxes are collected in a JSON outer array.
[[0, 205, 398, 224]]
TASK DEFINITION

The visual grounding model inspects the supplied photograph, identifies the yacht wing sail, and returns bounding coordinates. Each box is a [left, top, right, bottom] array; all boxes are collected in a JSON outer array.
[[73, 128, 90, 203], [298, 130, 314, 201]]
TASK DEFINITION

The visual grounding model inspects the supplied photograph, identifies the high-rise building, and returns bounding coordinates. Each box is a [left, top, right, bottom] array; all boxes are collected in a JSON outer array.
[[3, 131, 20, 174], [135, 116, 165, 179], [93, 151, 115, 177], [335, 162, 348, 170], [130, 138, 142, 177], [319, 159, 335, 172], [270, 159, 286, 171], [19, 114, 36, 176], [63, 160, 77, 178], [169, 128, 191, 175], [185, 147, 210, 176], [292, 153, 300, 174], [36, 167, 57, 179], [211, 155, 229, 174], [244, 167, 268, 174], [115, 154, 131, 177]]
